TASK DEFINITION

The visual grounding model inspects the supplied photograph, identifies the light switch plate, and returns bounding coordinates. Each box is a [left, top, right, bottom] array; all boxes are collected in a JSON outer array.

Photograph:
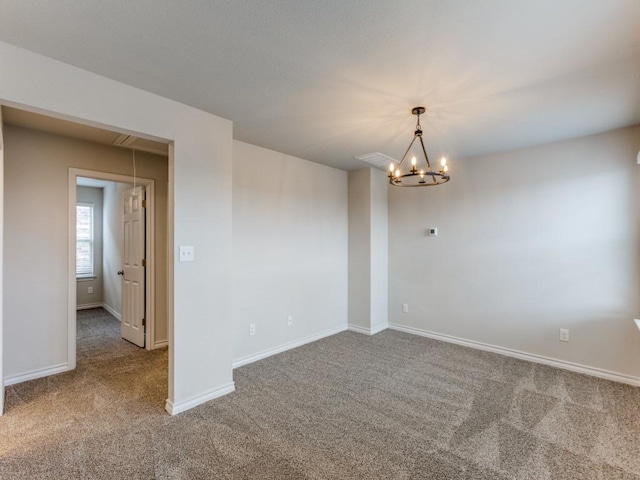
[[179, 245, 195, 262]]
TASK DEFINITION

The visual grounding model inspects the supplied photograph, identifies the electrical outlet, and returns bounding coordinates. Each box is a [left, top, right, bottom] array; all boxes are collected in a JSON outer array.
[[179, 245, 195, 262], [559, 328, 569, 342], [402, 304, 409, 313], [88, 286, 93, 294], [249, 323, 256, 336], [287, 315, 293, 326]]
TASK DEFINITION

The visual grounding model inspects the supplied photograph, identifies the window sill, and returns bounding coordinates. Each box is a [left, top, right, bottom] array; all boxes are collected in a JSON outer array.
[[76, 276, 97, 282]]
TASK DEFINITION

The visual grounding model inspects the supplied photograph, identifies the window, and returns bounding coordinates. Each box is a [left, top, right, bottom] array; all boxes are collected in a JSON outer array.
[[76, 203, 94, 277]]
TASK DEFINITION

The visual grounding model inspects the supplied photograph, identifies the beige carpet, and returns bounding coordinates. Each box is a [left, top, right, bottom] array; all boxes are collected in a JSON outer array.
[[0, 308, 639, 479]]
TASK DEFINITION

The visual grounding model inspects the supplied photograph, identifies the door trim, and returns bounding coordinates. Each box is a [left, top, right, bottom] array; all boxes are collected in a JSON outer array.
[[68, 168, 157, 370]]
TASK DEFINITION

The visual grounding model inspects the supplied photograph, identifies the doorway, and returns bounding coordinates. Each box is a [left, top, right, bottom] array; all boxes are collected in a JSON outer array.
[[76, 177, 151, 352], [0, 102, 174, 418], [70, 168, 158, 368]]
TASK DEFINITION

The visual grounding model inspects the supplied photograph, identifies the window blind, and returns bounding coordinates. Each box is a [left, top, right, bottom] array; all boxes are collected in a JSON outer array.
[[76, 204, 94, 277]]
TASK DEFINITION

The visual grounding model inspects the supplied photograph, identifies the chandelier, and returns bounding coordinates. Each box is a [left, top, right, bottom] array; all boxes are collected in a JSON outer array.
[[389, 107, 450, 187]]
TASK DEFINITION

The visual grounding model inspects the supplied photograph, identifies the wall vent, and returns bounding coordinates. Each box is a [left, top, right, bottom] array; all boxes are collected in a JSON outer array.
[[113, 133, 138, 147], [354, 152, 398, 170]]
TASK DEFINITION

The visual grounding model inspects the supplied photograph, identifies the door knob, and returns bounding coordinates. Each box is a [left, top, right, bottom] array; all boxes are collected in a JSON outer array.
[[117, 270, 124, 276]]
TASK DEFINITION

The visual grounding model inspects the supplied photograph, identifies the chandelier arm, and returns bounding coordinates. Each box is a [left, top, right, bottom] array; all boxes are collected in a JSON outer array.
[[398, 135, 418, 166], [418, 135, 433, 171], [418, 135, 438, 185]]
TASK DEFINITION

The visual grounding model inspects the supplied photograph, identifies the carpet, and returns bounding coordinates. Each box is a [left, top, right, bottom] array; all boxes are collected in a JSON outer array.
[[0, 308, 638, 479]]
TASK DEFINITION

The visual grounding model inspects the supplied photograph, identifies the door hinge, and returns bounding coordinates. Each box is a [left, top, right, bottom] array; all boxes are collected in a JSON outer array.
[[142, 318, 146, 327], [142, 200, 147, 208], [142, 258, 146, 267]]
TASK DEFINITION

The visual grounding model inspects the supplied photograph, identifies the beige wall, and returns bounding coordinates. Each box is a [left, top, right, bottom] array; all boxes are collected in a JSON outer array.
[[76, 186, 103, 307], [388, 125, 640, 378], [232, 141, 348, 364], [3, 125, 168, 377]]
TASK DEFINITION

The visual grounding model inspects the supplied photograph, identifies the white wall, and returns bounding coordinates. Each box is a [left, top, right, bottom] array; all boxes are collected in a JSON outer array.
[[232, 141, 348, 364], [0, 41, 234, 413], [3, 125, 168, 377], [389, 125, 640, 379], [76, 186, 104, 307], [103, 181, 133, 318]]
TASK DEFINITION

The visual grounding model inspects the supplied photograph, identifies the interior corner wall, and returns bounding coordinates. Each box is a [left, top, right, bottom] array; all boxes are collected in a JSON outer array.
[[370, 168, 388, 331], [348, 168, 371, 330], [0, 40, 234, 413], [388, 125, 640, 378], [76, 186, 104, 307], [3, 126, 168, 378], [348, 167, 388, 333], [103, 181, 133, 318], [231, 141, 348, 364]]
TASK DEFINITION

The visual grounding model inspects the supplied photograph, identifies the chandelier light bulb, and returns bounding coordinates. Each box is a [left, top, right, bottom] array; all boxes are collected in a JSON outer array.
[[444, 165, 448, 173], [389, 163, 395, 172], [395, 169, 400, 177], [441, 157, 447, 167], [411, 156, 417, 166]]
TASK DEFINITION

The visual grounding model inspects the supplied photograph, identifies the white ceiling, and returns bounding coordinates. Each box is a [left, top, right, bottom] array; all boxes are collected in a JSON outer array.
[[0, 0, 638, 170]]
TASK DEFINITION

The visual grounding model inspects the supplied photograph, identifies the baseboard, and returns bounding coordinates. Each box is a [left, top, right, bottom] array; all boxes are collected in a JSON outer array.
[[232, 325, 348, 369], [389, 323, 640, 387], [76, 302, 103, 310], [102, 303, 121, 321], [348, 323, 389, 336], [4, 363, 70, 386], [165, 381, 235, 415], [153, 340, 168, 349]]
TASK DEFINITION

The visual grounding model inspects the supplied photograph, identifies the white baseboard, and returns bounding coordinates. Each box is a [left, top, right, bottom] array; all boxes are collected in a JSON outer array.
[[165, 382, 235, 415], [76, 302, 103, 310], [153, 340, 168, 349], [4, 363, 70, 386], [348, 323, 388, 336], [102, 303, 121, 321], [232, 325, 348, 369], [389, 323, 640, 387]]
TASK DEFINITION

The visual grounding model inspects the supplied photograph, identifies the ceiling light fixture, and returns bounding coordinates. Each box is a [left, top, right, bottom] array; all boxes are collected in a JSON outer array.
[[389, 107, 450, 187]]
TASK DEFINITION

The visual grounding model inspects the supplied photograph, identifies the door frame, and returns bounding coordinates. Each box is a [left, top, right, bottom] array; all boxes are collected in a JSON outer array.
[[68, 168, 157, 369]]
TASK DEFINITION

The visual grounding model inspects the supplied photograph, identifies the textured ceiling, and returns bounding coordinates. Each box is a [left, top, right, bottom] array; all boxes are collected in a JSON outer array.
[[0, 0, 638, 170]]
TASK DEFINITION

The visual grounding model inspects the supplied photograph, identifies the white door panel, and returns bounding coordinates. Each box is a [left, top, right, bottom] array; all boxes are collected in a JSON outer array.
[[121, 185, 146, 347]]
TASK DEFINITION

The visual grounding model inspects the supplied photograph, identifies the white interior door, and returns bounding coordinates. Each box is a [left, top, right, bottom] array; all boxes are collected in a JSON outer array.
[[121, 186, 146, 347]]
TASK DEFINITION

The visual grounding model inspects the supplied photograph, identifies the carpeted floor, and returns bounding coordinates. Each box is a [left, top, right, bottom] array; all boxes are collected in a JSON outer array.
[[0, 308, 639, 479]]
